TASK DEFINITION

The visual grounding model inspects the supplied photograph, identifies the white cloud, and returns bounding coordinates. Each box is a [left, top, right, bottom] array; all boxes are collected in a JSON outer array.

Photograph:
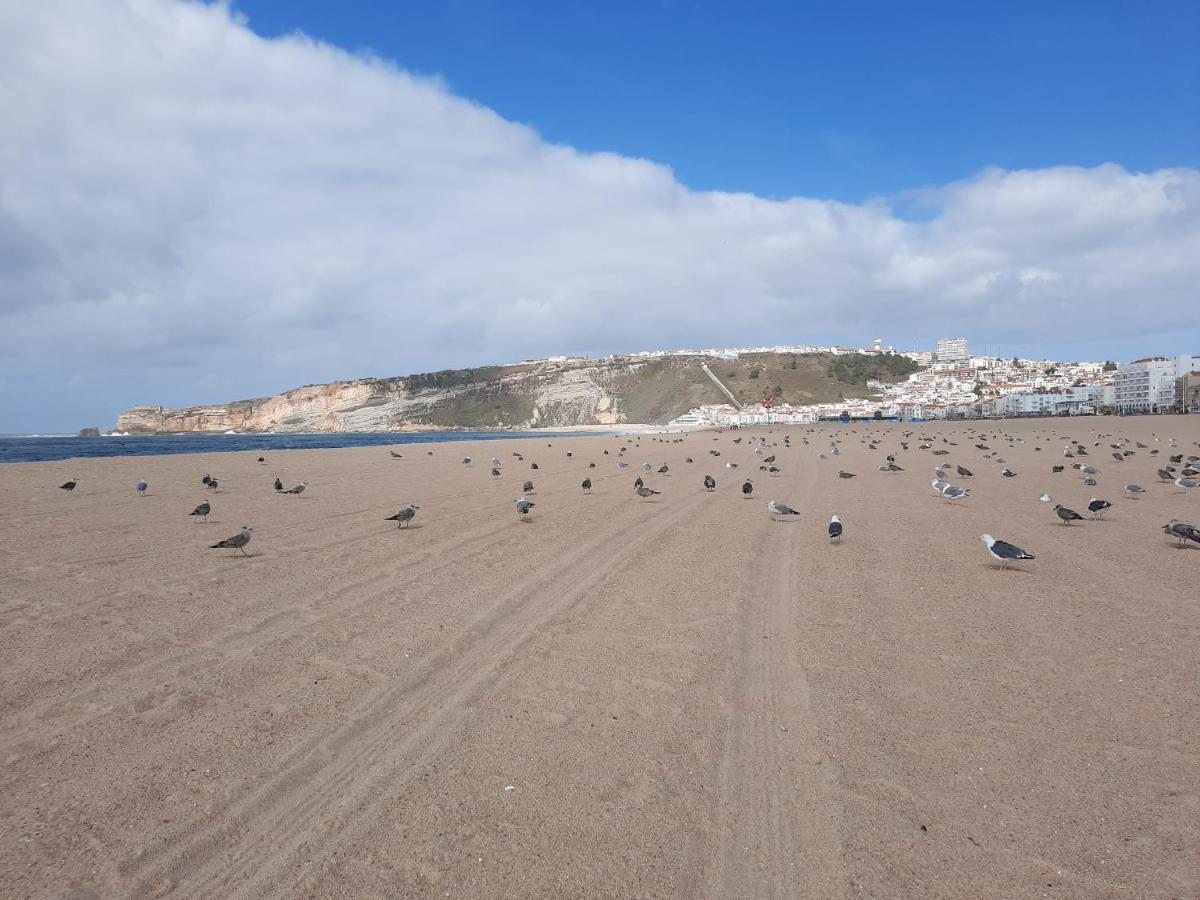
[[1, 0, 1198, 429]]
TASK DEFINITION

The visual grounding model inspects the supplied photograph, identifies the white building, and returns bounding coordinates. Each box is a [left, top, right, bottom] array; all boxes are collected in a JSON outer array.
[[936, 338, 969, 364], [1114, 355, 1200, 413]]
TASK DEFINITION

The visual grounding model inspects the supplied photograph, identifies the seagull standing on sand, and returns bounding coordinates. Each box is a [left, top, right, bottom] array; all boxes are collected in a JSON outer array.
[[523, 480, 535, 493], [189, 501, 211, 522], [274, 477, 283, 491], [281, 481, 307, 496], [980, 534, 1035, 570], [1123, 484, 1145, 497], [635, 485, 662, 501], [1054, 504, 1084, 525], [581, 478, 592, 493], [1174, 477, 1199, 493], [940, 484, 969, 502], [838, 471, 856, 479], [136, 480, 148, 496], [514, 497, 535, 519], [828, 515, 843, 542], [1087, 498, 1112, 519], [60, 478, 79, 494], [385, 504, 419, 527], [704, 474, 716, 492], [210, 526, 253, 556], [1163, 519, 1200, 547], [742, 479, 754, 498], [767, 500, 800, 519]]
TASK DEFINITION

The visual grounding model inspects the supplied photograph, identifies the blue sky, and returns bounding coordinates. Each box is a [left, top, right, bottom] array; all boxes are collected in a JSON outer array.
[[235, 0, 1199, 201], [0, 0, 1197, 431]]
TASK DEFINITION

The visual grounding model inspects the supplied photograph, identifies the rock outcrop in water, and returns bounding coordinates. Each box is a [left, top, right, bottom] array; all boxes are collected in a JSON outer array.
[[114, 352, 897, 433]]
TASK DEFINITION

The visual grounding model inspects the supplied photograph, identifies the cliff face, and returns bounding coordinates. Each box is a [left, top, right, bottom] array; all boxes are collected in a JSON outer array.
[[114, 352, 896, 433], [114, 359, 665, 433]]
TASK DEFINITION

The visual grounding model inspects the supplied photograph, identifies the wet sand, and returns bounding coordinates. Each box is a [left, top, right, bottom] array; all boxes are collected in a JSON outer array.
[[1, 415, 1197, 898]]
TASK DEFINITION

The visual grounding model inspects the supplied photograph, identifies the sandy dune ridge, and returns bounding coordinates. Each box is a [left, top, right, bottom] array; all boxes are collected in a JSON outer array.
[[1, 416, 1197, 898]]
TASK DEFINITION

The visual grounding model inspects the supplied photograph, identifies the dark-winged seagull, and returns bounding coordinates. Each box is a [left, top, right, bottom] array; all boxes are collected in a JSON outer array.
[[1163, 519, 1200, 547], [390, 451, 403, 458], [658, 464, 669, 475], [136, 480, 148, 496], [956, 465, 974, 477], [1054, 504, 1084, 525], [1087, 498, 1112, 519], [207, 477, 219, 491], [838, 471, 856, 479], [514, 497, 535, 519], [704, 474, 716, 492], [59, 478, 79, 494], [581, 478, 592, 493], [189, 501, 211, 522], [742, 479, 754, 498], [492, 467, 501, 477], [828, 515, 842, 541], [274, 477, 283, 491], [523, 480, 535, 493], [210, 526, 253, 556], [980, 534, 1035, 570], [385, 504, 419, 527]]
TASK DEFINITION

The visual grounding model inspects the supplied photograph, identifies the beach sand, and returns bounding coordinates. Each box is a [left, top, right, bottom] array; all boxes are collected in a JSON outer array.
[[1, 416, 1197, 898]]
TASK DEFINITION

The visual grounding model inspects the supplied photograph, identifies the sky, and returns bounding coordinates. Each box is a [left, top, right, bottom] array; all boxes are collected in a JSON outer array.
[[1, 0, 1198, 432]]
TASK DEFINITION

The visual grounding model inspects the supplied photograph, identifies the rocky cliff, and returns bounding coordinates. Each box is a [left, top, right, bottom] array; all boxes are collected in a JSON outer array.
[[114, 353, 900, 433]]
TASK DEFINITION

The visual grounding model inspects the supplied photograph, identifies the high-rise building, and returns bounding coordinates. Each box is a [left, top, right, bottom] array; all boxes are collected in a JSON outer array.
[[936, 338, 968, 363]]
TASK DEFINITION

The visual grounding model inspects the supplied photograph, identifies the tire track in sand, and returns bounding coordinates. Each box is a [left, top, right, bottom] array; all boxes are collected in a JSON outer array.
[[122, 487, 707, 898], [707, 459, 847, 899]]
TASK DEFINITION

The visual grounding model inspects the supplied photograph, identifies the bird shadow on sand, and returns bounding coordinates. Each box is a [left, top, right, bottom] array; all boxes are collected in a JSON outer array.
[[392, 523, 425, 530], [1167, 542, 1200, 551], [979, 564, 1036, 574], [220, 552, 261, 560]]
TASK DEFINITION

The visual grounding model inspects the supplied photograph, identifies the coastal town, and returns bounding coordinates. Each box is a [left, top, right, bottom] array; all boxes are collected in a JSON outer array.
[[655, 339, 1200, 427]]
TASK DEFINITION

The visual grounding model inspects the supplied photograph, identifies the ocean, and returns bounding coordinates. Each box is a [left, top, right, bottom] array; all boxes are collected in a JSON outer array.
[[0, 431, 594, 464]]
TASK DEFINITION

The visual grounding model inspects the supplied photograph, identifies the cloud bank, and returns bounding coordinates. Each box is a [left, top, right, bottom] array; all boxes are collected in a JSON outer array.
[[1, 0, 1197, 430]]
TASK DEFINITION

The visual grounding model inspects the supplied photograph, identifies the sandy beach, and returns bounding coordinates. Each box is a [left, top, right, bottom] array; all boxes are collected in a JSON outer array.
[[1, 416, 1197, 898]]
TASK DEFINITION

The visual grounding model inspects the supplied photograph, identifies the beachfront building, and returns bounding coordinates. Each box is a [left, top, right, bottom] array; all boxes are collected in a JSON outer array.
[[1175, 371, 1200, 413], [1114, 355, 1200, 414]]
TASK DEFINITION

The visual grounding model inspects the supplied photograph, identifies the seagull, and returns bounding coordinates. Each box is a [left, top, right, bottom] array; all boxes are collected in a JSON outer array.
[[1054, 504, 1084, 525], [390, 451, 404, 459], [491, 457, 501, 468], [1052, 465, 1065, 473], [940, 484, 970, 501], [201, 474, 212, 486], [828, 515, 843, 541], [956, 465, 973, 477], [280, 481, 307, 495], [1174, 478, 1199, 493], [1123, 484, 1145, 497], [742, 480, 754, 498], [530, 462, 539, 470], [273, 477, 283, 491], [980, 534, 1035, 570], [210, 526, 253, 556], [1000, 468, 1016, 478], [762, 455, 775, 464], [514, 497, 535, 519], [1162, 519, 1200, 547], [1157, 468, 1174, 481], [581, 478, 592, 493], [634, 476, 644, 489], [643, 463, 653, 472], [136, 480, 149, 496], [1082, 477, 1098, 487], [189, 501, 211, 522], [207, 477, 219, 491], [1087, 498, 1112, 519], [703, 474, 716, 492], [1038, 493, 1052, 502], [385, 504, 419, 527], [726, 462, 739, 469], [932, 478, 950, 494], [658, 464, 669, 475], [635, 484, 661, 501], [879, 462, 903, 472], [838, 471, 856, 479], [767, 500, 800, 518], [523, 480, 535, 493], [491, 467, 501, 477]]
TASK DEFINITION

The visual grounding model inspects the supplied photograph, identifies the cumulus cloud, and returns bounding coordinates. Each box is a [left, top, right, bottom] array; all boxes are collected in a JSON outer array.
[[1, 0, 1197, 429]]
